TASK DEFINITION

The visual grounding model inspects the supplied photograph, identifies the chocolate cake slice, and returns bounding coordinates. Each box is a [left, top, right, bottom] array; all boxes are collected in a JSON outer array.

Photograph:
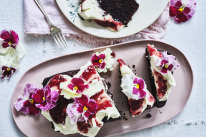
[[145, 44, 179, 108], [78, 0, 139, 31], [41, 62, 120, 136], [117, 59, 155, 117]]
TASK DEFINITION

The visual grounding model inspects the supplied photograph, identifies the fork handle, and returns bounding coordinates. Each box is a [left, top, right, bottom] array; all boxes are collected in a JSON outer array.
[[34, 0, 52, 26]]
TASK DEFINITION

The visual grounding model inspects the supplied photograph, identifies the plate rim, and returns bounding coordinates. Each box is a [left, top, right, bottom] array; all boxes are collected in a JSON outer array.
[[55, 0, 169, 39], [11, 40, 194, 136]]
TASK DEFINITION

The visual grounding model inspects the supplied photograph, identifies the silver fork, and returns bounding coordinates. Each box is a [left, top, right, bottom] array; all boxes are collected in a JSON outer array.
[[34, 0, 67, 50]]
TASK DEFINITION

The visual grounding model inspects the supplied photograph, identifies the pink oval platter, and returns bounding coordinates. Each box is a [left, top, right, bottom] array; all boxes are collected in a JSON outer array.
[[11, 40, 193, 137]]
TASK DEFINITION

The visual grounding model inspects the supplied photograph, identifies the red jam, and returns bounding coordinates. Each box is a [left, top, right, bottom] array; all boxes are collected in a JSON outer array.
[[128, 98, 145, 116], [48, 75, 66, 93], [111, 51, 116, 58], [117, 59, 126, 67], [91, 90, 113, 112], [147, 44, 162, 57], [77, 121, 91, 133], [154, 70, 168, 99], [81, 65, 96, 81], [95, 20, 122, 31]]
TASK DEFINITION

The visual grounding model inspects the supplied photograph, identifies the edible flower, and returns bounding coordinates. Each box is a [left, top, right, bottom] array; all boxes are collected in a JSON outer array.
[[32, 85, 59, 111], [132, 78, 146, 98], [0, 30, 19, 49], [91, 53, 106, 69], [66, 94, 98, 124], [169, 0, 196, 23], [14, 84, 40, 116], [1, 66, 16, 80], [68, 78, 89, 94], [156, 51, 179, 73]]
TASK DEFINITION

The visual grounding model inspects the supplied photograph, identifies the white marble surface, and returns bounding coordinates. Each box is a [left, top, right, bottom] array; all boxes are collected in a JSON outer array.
[[0, 0, 206, 137]]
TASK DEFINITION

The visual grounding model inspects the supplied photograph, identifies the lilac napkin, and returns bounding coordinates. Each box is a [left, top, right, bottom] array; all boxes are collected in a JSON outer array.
[[24, 0, 169, 46]]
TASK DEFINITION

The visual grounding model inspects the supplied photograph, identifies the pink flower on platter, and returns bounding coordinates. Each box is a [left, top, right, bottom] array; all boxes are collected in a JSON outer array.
[[0, 30, 19, 49], [68, 78, 89, 94], [156, 52, 179, 73], [14, 84, 41, 116], [32, 86, 59, 111], [91, 54, 106, 69], [132, 78, 146, 99], [66, 94, 98, 123], [169, 0, 196, 23], [1, 66, 16, 80]]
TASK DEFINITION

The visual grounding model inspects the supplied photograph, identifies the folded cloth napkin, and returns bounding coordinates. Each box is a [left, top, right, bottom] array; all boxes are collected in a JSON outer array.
[[24, 0, 169, 46]]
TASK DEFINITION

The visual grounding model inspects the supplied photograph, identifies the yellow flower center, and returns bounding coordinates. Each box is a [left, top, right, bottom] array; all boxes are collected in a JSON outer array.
[[29, 99, 34, 104], [135, 84, 140, 89], [74, 86, 78, 91], [8, 42, 12, 45], [42, 97, 45, 101], [99, 59, 103, 63], [83, 106, 88, 111], [6, 68, 10, 71], [165, 64, 168, 68], [178, 6, 184, 12]]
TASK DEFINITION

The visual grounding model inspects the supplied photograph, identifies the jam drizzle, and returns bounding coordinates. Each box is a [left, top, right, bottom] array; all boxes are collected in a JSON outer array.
[[48, 75, 66, 93], [147, 44, 162, 57], [154, 70, 168, 100], [81, 65, 96, 81]]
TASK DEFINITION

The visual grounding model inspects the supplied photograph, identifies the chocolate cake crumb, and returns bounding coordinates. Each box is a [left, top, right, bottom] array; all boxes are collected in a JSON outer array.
[[145, 113, 152, 118]]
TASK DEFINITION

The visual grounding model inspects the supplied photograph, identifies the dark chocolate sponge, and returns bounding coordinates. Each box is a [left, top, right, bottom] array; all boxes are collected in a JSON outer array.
[[97, 0, 139, 25]]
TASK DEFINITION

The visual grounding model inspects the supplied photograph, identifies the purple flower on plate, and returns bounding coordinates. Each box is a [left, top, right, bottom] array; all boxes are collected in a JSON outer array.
[[68, 78, 89, 94], [32, 85, 59, 111], [132, 78, 146, 98], [169, 0, 196, 23], [14, 84, 41, 116], [91, 54, 106, 69], [1, 66, 16, 80], [66, 94, 98, 123], [0, 30, 19, 49], [156, 51, 179, 73]]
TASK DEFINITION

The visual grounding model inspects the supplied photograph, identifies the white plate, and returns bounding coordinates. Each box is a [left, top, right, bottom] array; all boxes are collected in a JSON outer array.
[[56, 0, 168, 39]]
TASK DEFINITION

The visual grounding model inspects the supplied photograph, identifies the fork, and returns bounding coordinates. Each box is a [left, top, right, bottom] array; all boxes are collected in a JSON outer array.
[[34, 0, 67, 50]]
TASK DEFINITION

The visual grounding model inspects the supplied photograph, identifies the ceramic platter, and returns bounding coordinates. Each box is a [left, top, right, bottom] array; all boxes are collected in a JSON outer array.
[[12, 40, 193, 137]]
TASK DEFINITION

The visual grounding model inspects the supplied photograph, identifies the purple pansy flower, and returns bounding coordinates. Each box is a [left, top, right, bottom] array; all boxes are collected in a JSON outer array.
[[0, 30, 19, 49], [66, 94, 98, 123], [68, 78, 89, 94], [32, 85, 59, 111], [91, 54, 106, 69], [132, 78, 146, 99], [156, 52, 179, 73], [14, 84, 40, 116], [169, 0, 196, 23], [1, 66, 16, 80]]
